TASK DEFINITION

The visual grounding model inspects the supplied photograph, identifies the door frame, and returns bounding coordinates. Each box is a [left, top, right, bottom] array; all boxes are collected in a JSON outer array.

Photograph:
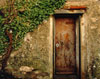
[[52, 13, 82, 79]]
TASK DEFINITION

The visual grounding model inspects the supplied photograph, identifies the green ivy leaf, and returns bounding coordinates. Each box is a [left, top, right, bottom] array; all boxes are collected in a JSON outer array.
[[0, 0, 66, 54]]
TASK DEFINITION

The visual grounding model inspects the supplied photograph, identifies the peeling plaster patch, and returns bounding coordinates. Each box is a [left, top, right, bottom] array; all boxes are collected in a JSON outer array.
[[30, 44, 33, 47], [91, 18, 98, 23], [11, 51, 19, 57], [24, 33, 32, 42], [91, 26, 97, 29], [98, 54, 100, 57]]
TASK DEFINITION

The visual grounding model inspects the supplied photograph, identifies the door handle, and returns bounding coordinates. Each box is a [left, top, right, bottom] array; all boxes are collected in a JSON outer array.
[[56, 43, 60, 47]]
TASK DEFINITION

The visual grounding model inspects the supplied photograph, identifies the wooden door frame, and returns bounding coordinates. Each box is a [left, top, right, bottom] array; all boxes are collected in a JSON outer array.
[[52, 12, 83, 79]]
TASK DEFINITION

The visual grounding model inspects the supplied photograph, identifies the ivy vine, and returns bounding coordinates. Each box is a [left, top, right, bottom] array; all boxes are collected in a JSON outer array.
[[0, 0, 66, 55]]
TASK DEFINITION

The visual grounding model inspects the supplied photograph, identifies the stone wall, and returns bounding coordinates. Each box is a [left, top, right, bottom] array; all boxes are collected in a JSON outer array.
[[0, 0, 100, 79], [7, 18, 53, 79], [65, 0, 100, 79]]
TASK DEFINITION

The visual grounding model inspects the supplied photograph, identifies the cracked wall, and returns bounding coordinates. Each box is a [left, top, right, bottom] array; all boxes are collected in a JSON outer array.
[[0, 0, 100, 79]]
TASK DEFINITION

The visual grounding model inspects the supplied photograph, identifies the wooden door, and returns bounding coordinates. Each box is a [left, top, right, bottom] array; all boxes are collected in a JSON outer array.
[[55, 15, 76, 75]]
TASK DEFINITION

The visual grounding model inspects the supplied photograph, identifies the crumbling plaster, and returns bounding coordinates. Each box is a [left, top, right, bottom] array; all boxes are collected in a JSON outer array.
[[65, 0, 100, 79], [8, 0, 100, 79], [0, 0, 100, 79]]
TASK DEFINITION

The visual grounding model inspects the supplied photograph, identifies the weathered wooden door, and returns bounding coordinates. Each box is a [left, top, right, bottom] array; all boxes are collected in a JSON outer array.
[[55, 15, 76, 75]]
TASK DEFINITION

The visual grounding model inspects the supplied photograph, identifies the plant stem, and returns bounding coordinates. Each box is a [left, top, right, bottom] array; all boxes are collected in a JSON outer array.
[[1, 29, 13, 71]]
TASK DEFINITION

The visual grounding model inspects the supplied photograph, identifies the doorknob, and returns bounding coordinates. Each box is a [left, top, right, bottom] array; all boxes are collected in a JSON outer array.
[[56, 43, 60, 47]]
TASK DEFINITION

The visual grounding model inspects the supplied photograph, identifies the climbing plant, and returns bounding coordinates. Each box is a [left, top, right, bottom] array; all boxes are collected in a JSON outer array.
[[0, 0, 66, 70], [0, 0, 66, 54]]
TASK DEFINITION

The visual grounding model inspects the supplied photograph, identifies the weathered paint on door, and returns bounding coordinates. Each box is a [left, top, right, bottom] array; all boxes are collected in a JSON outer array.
[[55, 16, 76, 74]]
